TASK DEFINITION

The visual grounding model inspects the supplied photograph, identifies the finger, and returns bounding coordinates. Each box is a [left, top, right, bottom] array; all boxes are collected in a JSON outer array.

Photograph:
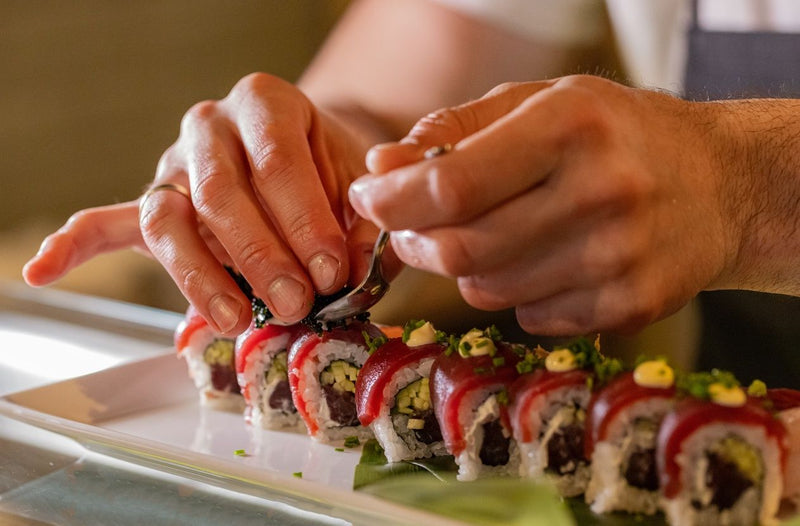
[[365, 142, 426, 174], [384, 179, 562, 278], [364, 81, 551, 174], [229, 75, 349, 296], [349, 87, 564, 231], [180, 102, 314, 321], [455, 222, 640, 312], [138, 186, 252, 335], [513, 266, 665, 337], [23, 201, 147, 287]]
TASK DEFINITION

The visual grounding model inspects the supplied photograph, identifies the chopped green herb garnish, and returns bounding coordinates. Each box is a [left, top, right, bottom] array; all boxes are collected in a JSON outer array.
[[473, 367, 487, 375], [515, 348, 544, 374], [516, 361, 535, 374], [363, 331, 388, 354], [747, 379, 768, 397], [344, 436, 361, 448], [492, 356, 505, 367], [293, 471, 303, 478], [486, 325, 503, 341], [677, 369, 740, 400], [233, 449, 247, 457], [496, 389, 509, 406], [334, 447, 345, 452], [444, 334, 459, 356], [593, 357, 624, 387]]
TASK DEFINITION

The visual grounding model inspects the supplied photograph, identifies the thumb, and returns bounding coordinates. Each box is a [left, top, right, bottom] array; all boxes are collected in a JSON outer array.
[[366, 81, 548, 174]]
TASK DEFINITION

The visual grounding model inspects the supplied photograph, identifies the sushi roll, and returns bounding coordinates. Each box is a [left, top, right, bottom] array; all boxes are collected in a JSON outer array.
[[508, 338, 620, 497], [657, 372, 788, 526], [235, 320, 307, 430], [769, 388, 800, 507], [584, 358, 676, 515], [356, 320, 448, 462], [430, 326, 525, 481], [174, 305, 242, 411], [288, 319, 384, 443]]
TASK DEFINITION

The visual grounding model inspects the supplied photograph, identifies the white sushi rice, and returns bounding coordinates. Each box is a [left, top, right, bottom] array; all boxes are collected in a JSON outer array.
[[585, 396, 674, 515], [237, 331, 303, 430], [369, 357, 448, 462], [179, 323, 243, 412], [295, 338, 373, 443], [661, 423, 783, 526], [516, 385, 591, 497], [456, 393, 521, 482]]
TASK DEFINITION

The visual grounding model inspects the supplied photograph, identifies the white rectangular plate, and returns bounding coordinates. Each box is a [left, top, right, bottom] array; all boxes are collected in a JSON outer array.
[[0, 351, 463, 526]]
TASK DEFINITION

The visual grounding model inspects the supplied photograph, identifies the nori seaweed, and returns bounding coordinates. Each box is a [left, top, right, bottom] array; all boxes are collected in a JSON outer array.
[[225, 266, 369, 333]]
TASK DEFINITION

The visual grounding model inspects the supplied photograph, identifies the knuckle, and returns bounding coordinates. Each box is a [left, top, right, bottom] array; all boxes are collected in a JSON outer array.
[[138, 200, 173, 243], [249, 138, 294, 186], [64, 209, 105, 248], [180, 265, 209, 295], [284, 212, 316, 247], [546, 76, 614, 138], [433, 232, 476, 277], [484, 81, 525, 98], [236, 241, 278, 276], [191, 165, 229, 210], [231, 72, 278, 98], [582, 240, 625, 284], [427, 164, 476, 221], [410, 105, 476, 141], [458, 276, 509, 311], [181, 100, 218, 133]]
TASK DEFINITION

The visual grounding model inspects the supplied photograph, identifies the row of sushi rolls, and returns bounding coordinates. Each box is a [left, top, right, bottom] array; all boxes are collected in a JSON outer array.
[[175, 288, 800, 526]]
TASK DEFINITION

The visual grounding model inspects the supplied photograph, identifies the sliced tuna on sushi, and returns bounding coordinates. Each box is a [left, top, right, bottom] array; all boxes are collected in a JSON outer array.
[[769, 388, 800, 507], [430, 326, 526, 481], [508, 338, 620, 497], [288, 319, 384, 443], [356, 320, 448, 462], [657, 373, 788, 526], [584, 359, 676, 515], [235, 320, 308, 430], [174, 305, 242, 411]]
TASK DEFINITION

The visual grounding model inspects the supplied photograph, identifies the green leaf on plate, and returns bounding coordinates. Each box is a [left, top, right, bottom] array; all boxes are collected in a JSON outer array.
[[353, 439, 457, 489], [355, 439, 572, 525], [354, 439, 798, 525], [361, 473, 575, 526]]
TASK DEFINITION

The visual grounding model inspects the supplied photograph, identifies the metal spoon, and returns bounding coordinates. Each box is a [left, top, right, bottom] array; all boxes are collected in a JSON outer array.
[[314, 143, 452, 324]]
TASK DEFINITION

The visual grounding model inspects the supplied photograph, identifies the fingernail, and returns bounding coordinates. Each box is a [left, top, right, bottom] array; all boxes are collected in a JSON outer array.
[[348, 178, 376, 212], [308, 253, 340, 293], [209, 293, 242, 333], [267, 276, 306, 318]]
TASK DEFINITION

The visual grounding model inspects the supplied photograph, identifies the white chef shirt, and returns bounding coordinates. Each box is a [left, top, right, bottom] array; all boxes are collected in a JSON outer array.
[[432, 0, 800, 94]]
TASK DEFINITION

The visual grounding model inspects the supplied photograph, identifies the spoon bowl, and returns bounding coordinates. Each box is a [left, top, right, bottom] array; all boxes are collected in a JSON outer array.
[[314, 229, 391, 323]]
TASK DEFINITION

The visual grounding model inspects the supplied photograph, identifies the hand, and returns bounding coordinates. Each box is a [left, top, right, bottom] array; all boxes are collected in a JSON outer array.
[[24, 73, 385, 334], [350, 76, 740, 336]]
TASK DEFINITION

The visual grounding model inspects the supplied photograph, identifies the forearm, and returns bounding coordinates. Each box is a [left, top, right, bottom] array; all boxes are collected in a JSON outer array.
[[710, 98, 800, 295], [297, 0, 603, 159]]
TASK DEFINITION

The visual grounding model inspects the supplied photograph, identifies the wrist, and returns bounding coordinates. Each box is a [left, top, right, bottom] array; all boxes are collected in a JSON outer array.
[[708, 99, 800, 294]]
